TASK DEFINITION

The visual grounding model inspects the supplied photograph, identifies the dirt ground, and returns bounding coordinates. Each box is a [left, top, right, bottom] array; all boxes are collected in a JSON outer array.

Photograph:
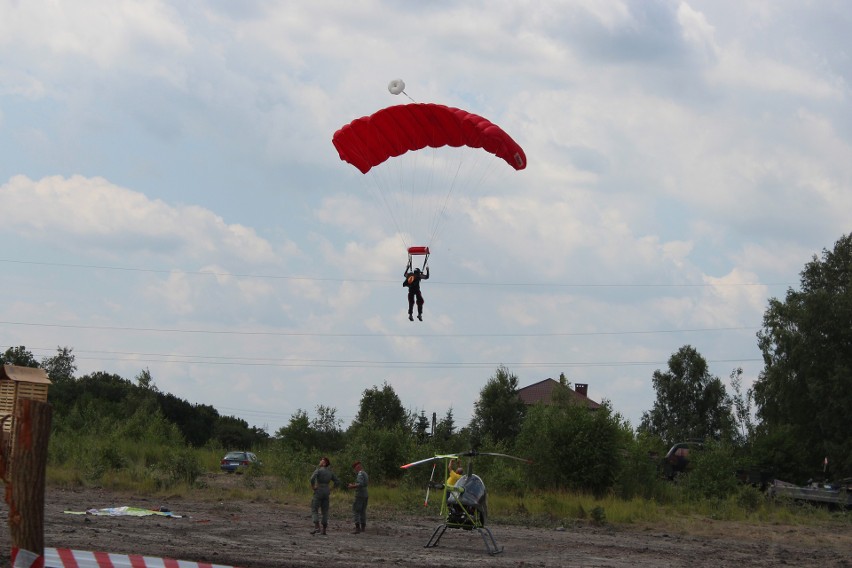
[[3, 474, 851, 567]]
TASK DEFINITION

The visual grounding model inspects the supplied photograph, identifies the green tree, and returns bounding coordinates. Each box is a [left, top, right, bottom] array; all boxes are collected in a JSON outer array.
[[640, 345, 733, 445], [75, 371, 135, 417], [515, 400, 627, 496], [1, 346, 39, 367], [470, 366, 526, 446], [550, 372, 576, 405], [728, 367, 755, 448], [277, 409, 313, 451], [41, 346, 76, 383], [754, 233, 852, 479], [126, 368, 159, 418], [43, 347, 78, 417], [213, 415, 256, 449], [353, 382, 406, 430], [312, 405, 343, 451], [136, 367, 158, 392], [434, 407, 455, 442], [414, 410, 430, 443], [157, 392, 218, 447], [347, 419, 413, 482]]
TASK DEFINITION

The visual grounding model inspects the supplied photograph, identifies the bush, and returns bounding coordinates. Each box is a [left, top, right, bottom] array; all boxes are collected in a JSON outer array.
[[614, 437, 664, 500], [515, 402, 627, 496], [158, 447, 202, 486], [683, 441, 739, 501], [346, 422, 413, 482], [736, 484, 765, 513]]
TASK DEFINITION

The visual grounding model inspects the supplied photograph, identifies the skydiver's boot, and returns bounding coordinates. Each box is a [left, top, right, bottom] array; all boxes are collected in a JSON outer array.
[[321, 523, 327, 535], [417, 311, 423, 321], [310, 521, 320, 535], [409, 313, 414, 321], [351, 523, 361, 534]]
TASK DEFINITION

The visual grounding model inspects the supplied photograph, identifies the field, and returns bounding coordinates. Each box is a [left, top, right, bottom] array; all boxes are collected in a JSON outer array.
[[3, 474, 851, 567]]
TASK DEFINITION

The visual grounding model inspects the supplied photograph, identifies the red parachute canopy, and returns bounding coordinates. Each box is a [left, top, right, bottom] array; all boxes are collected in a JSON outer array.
[[332, 103, 527, 174]]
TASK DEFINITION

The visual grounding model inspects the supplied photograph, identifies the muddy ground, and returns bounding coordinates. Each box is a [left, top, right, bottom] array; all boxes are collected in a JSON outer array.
[[3, 474, 851, 567]]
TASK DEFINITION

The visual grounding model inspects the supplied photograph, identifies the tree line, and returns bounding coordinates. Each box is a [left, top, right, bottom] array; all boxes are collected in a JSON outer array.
[[640, 233, 851, 483], [3, 232, 850, 494]]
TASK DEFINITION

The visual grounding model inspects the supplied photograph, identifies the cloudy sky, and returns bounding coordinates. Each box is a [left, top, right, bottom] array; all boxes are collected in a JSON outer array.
[[1, 1, 849, 436]]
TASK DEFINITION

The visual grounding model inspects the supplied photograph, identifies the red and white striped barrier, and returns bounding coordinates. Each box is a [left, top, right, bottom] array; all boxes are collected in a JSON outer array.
[[12, 547, 241, 568]]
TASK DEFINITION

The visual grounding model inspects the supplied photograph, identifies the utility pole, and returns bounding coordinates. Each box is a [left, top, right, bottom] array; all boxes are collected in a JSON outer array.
[[4, 398, 53, 567]]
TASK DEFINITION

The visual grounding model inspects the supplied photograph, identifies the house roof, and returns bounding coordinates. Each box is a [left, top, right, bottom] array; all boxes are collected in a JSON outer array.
[[517, 378, 601, 409]]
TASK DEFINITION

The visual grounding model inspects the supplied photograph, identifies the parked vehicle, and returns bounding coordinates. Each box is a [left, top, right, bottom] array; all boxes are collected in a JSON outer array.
[[660, 441, 703, 480], [220, 451, 261, 474], [769, 478, 852, 509]]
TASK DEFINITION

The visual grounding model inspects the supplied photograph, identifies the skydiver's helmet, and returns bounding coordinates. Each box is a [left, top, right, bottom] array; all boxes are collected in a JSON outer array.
[[414, 268, 421, 274]]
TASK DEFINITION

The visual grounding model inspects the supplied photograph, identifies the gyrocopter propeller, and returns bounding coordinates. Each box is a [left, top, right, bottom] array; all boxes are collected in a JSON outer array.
[[400, 450, 532, 555]]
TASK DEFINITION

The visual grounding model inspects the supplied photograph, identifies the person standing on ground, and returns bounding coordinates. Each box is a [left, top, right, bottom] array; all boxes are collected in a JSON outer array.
[[347, 461, 369, 534], [309, 456, 341, 535]]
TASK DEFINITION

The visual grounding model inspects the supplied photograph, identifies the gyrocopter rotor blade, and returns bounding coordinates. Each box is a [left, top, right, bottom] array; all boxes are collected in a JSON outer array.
[[458, 450, 533, 464], [400, 454, 459, 470]]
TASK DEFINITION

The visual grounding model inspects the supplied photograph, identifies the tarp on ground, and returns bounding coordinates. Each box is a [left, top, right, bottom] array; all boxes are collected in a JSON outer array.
[[63, 506, 182, 518]]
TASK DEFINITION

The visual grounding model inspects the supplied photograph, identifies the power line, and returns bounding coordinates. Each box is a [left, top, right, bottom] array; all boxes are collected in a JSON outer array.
[[9, 344, 762, 370], [216, 405, 357, 422], [0, 320, 758, 338], [0, 258, 792, 288]]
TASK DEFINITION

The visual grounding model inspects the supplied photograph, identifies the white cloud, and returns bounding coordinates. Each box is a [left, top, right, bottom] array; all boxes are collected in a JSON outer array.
[[0, 175, 282, 264], [677, 2, 718, 59], [1, 0, 849, 433], [0, 1, 190, 71], [146, 271, 194, 315], [709, 46, 842, 99]]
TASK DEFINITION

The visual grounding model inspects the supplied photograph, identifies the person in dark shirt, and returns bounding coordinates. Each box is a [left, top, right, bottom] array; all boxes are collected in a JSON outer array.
[[347, 461, 369, 534], [309, 456, 341, 535], [403, 266, 430, 321]]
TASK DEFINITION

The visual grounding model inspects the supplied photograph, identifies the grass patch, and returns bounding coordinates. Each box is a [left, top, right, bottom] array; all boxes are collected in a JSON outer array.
[[42, 447, 850, 534], [40, 472, 850, 534]]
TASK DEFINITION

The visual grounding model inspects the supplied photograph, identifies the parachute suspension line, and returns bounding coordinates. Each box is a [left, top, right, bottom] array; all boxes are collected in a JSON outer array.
[[418, 145, 442, 250], [426, 159, 462, 249], [405, 145, 424, 248], [386, 78, 422, 246], [426, 145, 501, 249], [375, 184, 411, 251], [386, 148, 414, 251], [344, 135, 417, 252], [332, 100, 528, 261]]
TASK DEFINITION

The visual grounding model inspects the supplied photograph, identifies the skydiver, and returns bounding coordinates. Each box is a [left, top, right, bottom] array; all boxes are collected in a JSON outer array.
[[403, 265, 429, 321]]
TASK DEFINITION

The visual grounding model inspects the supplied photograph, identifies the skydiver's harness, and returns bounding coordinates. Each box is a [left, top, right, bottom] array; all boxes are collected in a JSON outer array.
[[406, 246, 430, 273]]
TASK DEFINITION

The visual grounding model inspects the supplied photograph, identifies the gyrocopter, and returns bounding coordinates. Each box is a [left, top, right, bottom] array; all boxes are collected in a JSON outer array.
[[400, 450, 532, 555], [331, 80, 527, 311]]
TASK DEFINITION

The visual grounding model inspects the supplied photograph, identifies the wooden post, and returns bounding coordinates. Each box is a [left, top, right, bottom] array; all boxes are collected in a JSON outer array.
[[5, 398, 52, 566]]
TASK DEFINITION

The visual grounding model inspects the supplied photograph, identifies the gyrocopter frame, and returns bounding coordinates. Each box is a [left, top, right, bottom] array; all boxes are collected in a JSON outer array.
[[400, 450, 532, 555]]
